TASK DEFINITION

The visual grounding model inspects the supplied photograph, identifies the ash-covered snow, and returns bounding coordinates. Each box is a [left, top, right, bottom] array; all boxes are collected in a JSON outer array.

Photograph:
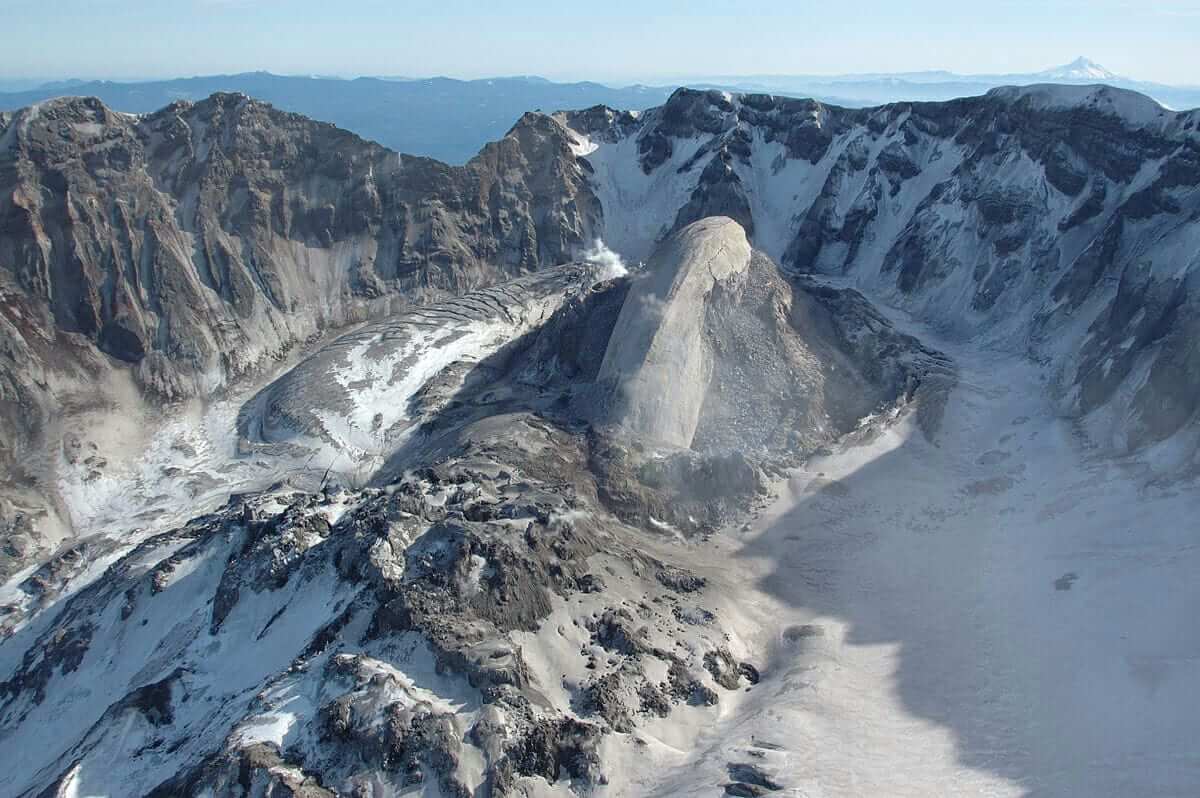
[[4, 84, 1200, 798], [640, 299, 1200, 797]]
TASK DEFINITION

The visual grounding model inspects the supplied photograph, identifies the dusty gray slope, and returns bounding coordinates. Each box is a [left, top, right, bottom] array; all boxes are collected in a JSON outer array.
[[0, 93, 600, 578], [237, 264, 599, 475], [0, 220, 944, 796], [7, 83, 1199, 579], [561, 85, 1200, 470]]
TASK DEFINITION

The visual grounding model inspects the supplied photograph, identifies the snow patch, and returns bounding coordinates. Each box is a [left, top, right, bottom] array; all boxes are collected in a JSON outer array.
[[578, 132, 709, 262]]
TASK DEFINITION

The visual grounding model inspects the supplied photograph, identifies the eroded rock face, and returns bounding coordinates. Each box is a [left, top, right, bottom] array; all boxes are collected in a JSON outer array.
[[7, 83, 1200, 577], [1, 96, 597, 394], [0, 93, 601, 576], [4, 80, 1200, 795]]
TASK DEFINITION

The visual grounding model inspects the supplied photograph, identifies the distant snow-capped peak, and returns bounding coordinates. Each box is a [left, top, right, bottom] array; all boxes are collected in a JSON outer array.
[[1037, 57, 1119, 81]]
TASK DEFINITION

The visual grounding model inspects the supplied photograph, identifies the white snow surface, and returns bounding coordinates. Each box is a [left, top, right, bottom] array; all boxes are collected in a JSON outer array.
[[626, 295, 1200, 797], [988, 84, 1172, 127], [580, 132, 709, 264]]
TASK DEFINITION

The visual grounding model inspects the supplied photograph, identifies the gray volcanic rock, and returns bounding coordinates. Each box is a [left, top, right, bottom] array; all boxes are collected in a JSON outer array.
[[588, 217, 946, 460], [594, 217, 753, 448], [4, 81, 1200, 796], [0, 93, 600, 576], [0, 94, 593, 405], [560, 84, 1200, 467], [9, 84, 1199, 579], [671, 150, 756, 237], [0, 248, 940, 797]]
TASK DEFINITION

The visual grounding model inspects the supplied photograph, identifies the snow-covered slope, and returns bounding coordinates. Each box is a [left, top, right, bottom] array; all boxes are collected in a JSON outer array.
[[3, 85, 1200, 797], [1034, 56, 1120, 82], [644, 296, 1200, 797], [560, 85, 1200, 467]]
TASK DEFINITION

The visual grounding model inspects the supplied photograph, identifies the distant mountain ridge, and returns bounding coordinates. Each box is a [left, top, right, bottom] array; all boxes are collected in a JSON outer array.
[[0, 73, 677, 163], [692, 57, 1200, 110], [0, 59, 1196, 163]]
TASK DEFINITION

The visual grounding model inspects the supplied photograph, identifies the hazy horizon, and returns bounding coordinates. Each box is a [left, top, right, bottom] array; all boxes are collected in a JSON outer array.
[[2, 0, 1198, 86], [1, 58, 1197, 92]]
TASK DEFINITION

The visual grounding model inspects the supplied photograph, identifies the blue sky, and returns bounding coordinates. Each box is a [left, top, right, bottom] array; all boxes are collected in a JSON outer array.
[[2, 0, 1197, 84]]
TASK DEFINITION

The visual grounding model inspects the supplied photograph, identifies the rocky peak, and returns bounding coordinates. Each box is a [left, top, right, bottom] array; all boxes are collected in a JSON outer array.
[[554, 104, 640, 143], [594, 217, 753, 448]]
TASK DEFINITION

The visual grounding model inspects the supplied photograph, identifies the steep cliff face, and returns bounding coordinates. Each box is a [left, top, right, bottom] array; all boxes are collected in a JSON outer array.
[[1, 95, 599, 397], [561, 85, 1200, 464], [0, 94, 599, 575]]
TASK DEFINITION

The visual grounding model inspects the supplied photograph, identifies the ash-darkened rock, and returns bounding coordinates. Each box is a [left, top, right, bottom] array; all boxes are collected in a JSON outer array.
[[1, 619, 95, 706], [145, 742, 337, 798], [704, 648, 761, 690], [671, 149, 755, 237], [559, 105, 641, 143], [314, 654, 473, 796], [119, 669, 181, 726], [494, 714, 605, 789], [588, 436, 766, 535], [576, 671, 635, 732], [699, 90, 857, 164], [724, 761, 785, 796], [668, 656, 720, 707], [210, 496, 332, 634]]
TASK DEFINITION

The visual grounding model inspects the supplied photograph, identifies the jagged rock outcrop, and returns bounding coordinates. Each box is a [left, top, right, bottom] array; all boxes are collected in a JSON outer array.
[[7, 84, 1199, 578], [4, 81, 1200, 796], [0, 95, 597, 392], [0, 93, 600, 576]]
